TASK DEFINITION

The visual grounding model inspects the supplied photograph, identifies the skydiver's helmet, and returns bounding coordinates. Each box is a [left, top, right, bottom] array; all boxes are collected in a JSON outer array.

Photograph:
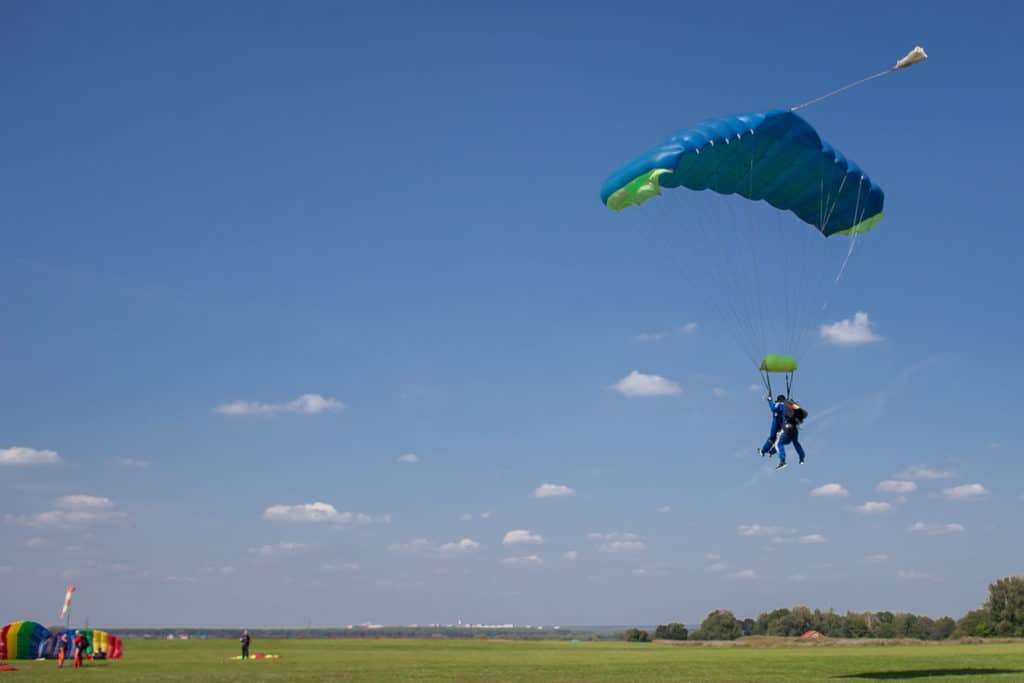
[[776, 395, 787, 403]]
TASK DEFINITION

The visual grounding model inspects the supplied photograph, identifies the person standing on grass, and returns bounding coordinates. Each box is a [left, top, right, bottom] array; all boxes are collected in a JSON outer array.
[[56, 633, 68, 668], [240, 629, 251, 660], [72, 631, 88, 668]]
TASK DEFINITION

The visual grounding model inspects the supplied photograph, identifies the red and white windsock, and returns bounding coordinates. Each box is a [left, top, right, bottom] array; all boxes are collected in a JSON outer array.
[[59, 585, 76, 621]]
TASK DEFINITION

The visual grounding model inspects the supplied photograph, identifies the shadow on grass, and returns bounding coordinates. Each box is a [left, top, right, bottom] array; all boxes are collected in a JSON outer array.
[[836, 670, 1024, 680]]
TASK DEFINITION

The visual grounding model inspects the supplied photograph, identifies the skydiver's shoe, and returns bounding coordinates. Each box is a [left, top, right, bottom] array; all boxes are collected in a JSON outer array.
[[799, 458, 805, 465], [775, 462, 787, 471], [758, 447, 766, 457]]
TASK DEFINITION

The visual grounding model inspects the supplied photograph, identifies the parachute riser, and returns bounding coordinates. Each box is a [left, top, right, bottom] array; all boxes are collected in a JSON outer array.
[[760, 370, 794, 400]]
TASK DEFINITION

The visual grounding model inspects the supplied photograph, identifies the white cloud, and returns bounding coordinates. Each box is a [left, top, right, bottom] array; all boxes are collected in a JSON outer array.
[[262, 502, 390, 527], [439, 538, 480, 554], [865, 554, 889, 562], [706, 562, 729, 573], [57, 495, 114, 510], [856, 501, 892, 514], [748, 384, 763, 393], [0, 447, 61, 466], [501, 555, 544, 567], [634, 331, 670, 342], [597, 541, 645, 553], [729, 569, 757, 580], [161, 575, 197, 584], [790, 575, 809, 582], [503, 530, 544, 545], [202, 565, 235, 577], [772, 533, 825, 545], [612, 371, 681, 398], [877, 480, 917, 494], [909, 522, 965, 536], [321, 562, 360, 573], [531, 483, 575, 498], [388, 538, 480, 558], [898, 569, 933, 580], [656, 506, 671, 513], [215, 393, 344, 416], [820, 311, 882, 346], [397, 453, 419, 464], [480, 512, 492, 519], [711, 387, 728, 398], [26, 537, 48, 548], [897, 465, 953, 480], [634, 322, 697, 342], [706, 553, 721, 560], [738, 524, 794, 537], [589, 532, 645, 553], [941, 483, 988, 500], [388, 539, 434, 553], [8, 495, 126, 528], [460, 513, 474, 521], [799, 534, 827, 544], [115, 457, 149, 468], [563, 550, 578, 561], [810, 483, 848, 498], [249, 542, 305, 557]]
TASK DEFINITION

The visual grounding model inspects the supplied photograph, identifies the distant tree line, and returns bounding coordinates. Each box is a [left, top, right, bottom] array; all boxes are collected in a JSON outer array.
[[637, 576, 1024, 642], [624, 627, 651, 642], [111, 626, 623, 641]]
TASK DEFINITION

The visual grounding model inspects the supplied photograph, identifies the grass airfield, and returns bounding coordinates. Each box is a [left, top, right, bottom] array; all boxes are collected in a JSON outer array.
[[6, 638, 1024, 682]]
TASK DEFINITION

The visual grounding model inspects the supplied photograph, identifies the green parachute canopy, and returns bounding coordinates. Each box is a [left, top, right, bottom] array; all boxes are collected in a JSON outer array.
[[760, 355, 798, 373]]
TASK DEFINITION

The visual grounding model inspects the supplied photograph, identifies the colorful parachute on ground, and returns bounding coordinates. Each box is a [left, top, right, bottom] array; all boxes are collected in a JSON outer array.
[[0, 621, 50, 660], [600, 109, 884, 237], [39, 629, 123, 659]]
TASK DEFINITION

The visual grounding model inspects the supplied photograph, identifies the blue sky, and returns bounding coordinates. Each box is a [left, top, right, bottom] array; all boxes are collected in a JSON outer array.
[[1, 1, 1021, 628]]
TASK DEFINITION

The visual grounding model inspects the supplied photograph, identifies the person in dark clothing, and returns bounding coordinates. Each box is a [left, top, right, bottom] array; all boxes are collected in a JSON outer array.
[[240, 629, 251, 660]]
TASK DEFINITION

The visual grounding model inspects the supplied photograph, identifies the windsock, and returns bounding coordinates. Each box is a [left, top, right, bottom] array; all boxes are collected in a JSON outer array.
[[59, 585, 76, 621]]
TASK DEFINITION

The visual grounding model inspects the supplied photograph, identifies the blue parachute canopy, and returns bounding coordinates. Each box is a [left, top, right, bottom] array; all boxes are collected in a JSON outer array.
[[600, 109, 884, 237]]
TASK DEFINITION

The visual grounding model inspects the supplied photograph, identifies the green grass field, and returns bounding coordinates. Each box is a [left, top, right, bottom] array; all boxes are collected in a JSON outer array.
[[5, 639, 1024, 682]]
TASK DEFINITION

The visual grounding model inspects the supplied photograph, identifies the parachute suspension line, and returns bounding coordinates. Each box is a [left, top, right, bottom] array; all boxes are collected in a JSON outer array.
[[665, 187, 764, 368], [835, 176, 867, 284], [790, 46, 927, 112], [638, 199, 762, 369], [697, 196, 764, 367], [721, 178, 769, 363]]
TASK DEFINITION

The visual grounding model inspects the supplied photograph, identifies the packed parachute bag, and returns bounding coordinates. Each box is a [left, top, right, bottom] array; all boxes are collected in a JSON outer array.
[[785, 399, 808, 426]]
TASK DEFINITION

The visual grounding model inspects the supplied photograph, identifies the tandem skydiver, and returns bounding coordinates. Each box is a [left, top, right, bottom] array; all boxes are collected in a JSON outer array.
[[757, 394, 807, 470]]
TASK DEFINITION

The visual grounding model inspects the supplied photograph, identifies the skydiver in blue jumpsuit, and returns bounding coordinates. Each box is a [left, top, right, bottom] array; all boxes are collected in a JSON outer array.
[[758, 395, 806, 470]]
